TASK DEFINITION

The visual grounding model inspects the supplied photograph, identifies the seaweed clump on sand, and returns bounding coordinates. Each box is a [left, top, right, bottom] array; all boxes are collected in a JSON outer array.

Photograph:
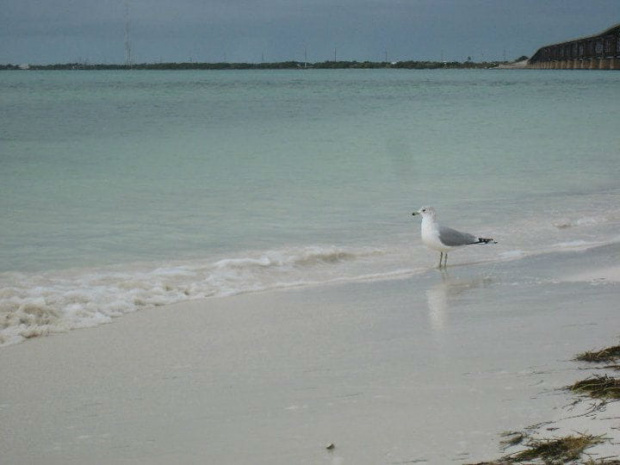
[[468, 340, 620, 465], [575, 345, 620, 369], [571, 343, 620, 399], [568, 375, 620, 399], [509, 434, 603, 463], [468, 433, 604, 464]]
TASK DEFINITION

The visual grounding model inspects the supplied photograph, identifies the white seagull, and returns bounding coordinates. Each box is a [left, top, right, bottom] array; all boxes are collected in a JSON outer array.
[[412, 206, 497, 268]]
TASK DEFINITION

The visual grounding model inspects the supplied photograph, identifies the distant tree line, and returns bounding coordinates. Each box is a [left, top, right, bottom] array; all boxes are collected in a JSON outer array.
[[0, 60, 511, 71]]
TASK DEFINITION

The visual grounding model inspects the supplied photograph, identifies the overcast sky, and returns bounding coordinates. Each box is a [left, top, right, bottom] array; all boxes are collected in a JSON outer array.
[[2, 0, 619, 64]]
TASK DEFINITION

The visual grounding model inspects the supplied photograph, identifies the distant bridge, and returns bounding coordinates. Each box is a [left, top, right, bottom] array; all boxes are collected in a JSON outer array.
[[528, 23, 620, 69]]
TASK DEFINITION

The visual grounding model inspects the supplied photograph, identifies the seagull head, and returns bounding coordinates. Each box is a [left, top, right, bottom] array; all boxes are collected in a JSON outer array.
[[412, 206, 436, 218]]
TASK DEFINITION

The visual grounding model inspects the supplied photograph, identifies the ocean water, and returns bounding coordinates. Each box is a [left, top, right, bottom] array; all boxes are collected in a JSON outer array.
[[1, 69, 619, 346]]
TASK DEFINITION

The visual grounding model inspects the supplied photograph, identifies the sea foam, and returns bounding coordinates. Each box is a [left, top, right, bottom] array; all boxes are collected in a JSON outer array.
[[0, 245, 387, 347]]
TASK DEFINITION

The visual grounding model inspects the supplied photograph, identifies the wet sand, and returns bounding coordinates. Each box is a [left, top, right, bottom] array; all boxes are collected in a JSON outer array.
[[1, 244, 619, 464]]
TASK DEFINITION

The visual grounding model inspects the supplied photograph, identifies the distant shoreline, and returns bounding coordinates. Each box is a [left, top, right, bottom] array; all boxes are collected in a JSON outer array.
[[0, 60, 510, 71]]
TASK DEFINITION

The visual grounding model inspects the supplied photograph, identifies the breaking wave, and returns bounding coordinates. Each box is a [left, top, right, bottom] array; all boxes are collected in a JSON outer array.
[[3, 203, 619, 348], [0, 245, 392, 347]]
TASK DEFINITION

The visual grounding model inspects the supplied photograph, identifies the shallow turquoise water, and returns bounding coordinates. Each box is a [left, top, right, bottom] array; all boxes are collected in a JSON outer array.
[[1, 69, 619, 344]]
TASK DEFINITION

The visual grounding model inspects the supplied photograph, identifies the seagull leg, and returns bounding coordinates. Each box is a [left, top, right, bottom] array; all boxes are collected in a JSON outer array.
[[438, 252, 444, 269], [443, 253, 449, 268]]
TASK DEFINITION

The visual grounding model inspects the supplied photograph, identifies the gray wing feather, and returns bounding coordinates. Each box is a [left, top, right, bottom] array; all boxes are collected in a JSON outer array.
[[438, 226, 479, 246]]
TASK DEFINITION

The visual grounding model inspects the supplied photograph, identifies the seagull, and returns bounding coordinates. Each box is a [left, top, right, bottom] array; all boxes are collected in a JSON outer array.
[[412, 206, 497, 268]]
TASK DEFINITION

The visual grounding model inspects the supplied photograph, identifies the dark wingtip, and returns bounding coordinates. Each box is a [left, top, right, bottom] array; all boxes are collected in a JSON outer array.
[[478, 238, 497, 244]]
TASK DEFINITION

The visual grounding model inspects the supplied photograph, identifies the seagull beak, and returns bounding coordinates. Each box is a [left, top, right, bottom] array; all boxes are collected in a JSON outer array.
[[411, 212, 419, 216]]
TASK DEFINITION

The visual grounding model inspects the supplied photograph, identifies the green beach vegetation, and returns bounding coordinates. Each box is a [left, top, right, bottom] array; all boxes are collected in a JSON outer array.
[[0, 59, 510, 71]]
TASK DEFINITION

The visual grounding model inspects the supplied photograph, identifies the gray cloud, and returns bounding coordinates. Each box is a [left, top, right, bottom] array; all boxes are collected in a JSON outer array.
[[1, 0, 618, 64]]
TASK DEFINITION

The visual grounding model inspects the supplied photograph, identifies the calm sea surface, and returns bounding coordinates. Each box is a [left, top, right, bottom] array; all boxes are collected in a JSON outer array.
[[1, 69, 619, 345]]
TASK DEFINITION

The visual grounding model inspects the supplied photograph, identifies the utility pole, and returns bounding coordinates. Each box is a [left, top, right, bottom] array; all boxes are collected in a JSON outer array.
[[124, 0, 132, 66]]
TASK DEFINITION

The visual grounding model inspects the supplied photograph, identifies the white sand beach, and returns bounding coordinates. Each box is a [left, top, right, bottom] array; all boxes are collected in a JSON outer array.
[[1, 244, 619, 464]]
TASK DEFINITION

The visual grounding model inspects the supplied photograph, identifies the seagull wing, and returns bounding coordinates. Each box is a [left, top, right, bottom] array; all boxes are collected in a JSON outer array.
[[437, 226, 479, 247]]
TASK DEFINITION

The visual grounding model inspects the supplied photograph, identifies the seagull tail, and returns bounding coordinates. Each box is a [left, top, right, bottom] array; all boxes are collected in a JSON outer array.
[[477, 237, 497, 244]]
